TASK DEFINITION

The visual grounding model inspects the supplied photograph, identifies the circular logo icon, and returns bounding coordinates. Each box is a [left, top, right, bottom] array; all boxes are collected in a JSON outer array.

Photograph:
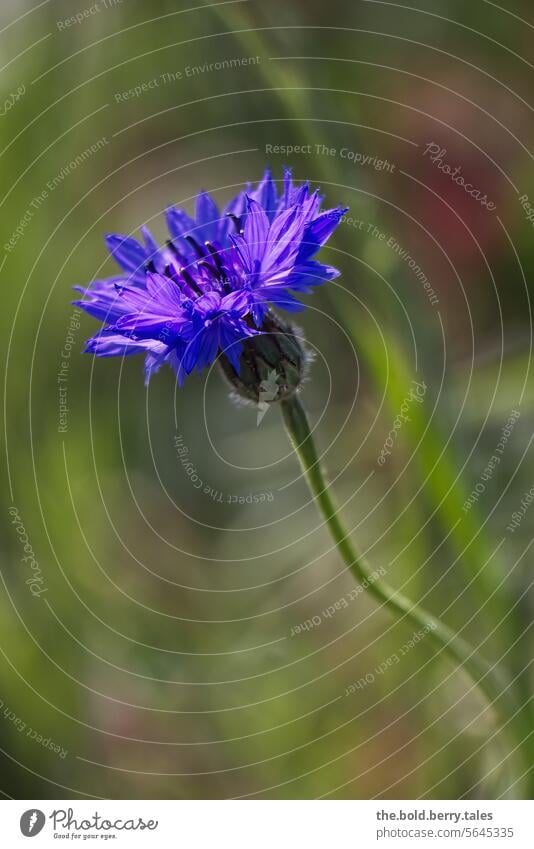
[[20, 810, 45, 837]]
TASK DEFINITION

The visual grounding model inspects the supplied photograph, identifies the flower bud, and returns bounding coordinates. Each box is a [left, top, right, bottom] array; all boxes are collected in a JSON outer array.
[[218, 310, 310, 406]]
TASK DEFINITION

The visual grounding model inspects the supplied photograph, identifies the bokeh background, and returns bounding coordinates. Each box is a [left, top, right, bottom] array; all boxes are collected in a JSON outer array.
[[1, 0, 533, 799]]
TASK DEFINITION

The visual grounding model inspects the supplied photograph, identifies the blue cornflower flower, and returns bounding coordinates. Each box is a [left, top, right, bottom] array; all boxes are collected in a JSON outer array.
[[75, 168, 346, 387]]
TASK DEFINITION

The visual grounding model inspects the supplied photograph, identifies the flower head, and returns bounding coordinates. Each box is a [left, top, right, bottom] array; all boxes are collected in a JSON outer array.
[[74, 168, 346, 387]]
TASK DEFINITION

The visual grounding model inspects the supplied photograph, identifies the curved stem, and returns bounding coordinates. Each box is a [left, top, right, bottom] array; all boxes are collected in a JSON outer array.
[[281, 394, 528, 792]]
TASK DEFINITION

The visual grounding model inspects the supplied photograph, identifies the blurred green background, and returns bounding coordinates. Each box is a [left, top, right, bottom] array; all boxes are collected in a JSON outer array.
[[1, 0, 533, 799]]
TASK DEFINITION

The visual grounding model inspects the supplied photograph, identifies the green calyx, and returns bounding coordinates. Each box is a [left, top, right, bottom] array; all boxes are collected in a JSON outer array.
[[218, 309, 309, 406]]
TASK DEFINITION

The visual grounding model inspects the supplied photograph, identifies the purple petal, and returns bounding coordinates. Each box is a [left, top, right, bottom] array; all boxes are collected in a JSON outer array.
[[73, 277, 131, 322], [140, 226, 160, 259], [252, 168, 277, 217], [195, 191, 220, 241], [261, 205, 305, 273], [165, 207, 196, 241], [105, 234, 148, 279], [195, 291, 221, 315], [114, 312, 188, 339], [181, 332, 206, 375], [285, 260, 341, 291], [84, 332, 163, 357], [194, 327, 220, 371], [221, 289, 251, 315], [253, 287, 305, 312], [229, 234, 253, 271], [144, 344, 176, 385], [224, 190, 247, 221], [281, 167, 293, 209], [219, 317, 257, 371], [145, 271, 184, 309], [243, 197, 270, 264], [297, 206, 347, 262]]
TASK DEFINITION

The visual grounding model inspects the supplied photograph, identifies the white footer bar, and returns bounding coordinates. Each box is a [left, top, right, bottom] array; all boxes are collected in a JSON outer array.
[[2, 799, 532, 847]]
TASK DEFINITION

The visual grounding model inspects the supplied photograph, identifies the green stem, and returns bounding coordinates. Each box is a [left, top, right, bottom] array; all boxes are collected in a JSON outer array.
[[281, 394, 528, 793]]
